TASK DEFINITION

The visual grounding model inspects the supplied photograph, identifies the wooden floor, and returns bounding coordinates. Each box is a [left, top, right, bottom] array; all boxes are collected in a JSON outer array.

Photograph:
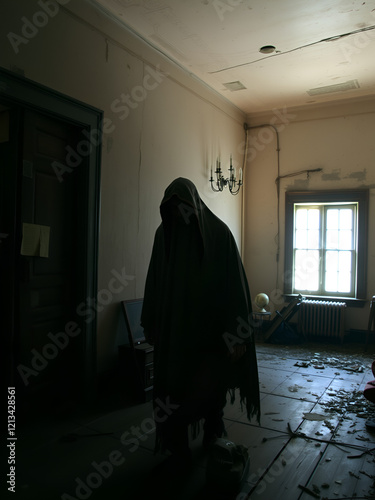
[[15, 341, 375, 499], [227, 342, 375, 500]]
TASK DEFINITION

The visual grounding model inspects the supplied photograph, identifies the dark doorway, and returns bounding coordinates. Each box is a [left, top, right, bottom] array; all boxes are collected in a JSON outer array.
[[0, 69, 102, 419]]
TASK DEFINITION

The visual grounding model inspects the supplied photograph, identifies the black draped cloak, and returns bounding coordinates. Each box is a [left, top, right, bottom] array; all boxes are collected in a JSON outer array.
[[141, 178, 260, 448]]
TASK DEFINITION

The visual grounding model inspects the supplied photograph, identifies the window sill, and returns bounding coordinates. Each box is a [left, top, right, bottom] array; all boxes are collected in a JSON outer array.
[[284, 294, 367, 308]]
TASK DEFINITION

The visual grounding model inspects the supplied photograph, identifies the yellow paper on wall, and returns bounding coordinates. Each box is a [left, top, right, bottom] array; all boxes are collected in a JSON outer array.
[[21, 223, 50, 258]]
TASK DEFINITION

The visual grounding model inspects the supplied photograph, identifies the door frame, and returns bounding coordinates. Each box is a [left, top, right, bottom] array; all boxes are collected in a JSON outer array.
[[0, 67, 102, 400]]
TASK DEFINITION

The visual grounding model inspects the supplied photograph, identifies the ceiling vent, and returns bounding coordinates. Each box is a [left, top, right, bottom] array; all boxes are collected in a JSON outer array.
[[307, 79, 360, 96], [223, 81, 247, 91]]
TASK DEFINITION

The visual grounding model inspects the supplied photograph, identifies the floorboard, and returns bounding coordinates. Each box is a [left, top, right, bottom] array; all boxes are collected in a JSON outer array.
[[14, 341, 375, 499]]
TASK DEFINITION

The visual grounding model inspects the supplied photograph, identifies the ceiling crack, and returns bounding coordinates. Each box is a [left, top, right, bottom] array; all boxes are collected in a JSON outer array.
[[209, 24, 375, 74]]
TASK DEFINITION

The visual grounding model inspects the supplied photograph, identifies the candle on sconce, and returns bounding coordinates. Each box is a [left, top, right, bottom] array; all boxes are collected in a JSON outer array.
[[209, 153, 243, 194]]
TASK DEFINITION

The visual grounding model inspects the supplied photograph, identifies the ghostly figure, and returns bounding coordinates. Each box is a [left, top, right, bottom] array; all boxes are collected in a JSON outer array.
[[141, 178, 260, 465]]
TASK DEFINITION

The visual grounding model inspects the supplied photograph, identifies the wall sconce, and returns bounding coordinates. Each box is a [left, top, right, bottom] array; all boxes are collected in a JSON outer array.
[[210, 155, 243, 195]]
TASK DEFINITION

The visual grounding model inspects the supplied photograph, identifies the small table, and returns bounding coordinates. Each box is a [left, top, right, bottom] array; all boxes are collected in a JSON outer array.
[[252, 311, 271, 339]]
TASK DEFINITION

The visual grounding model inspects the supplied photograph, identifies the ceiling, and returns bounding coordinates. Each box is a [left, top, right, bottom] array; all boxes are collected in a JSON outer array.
[[89, 0, 375, 115]]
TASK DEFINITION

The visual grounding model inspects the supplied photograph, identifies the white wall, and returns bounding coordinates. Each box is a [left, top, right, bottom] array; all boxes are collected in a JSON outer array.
[[4, 1, 371, 371], [244, 98, 375, 332], [1, 0, 246, 372]]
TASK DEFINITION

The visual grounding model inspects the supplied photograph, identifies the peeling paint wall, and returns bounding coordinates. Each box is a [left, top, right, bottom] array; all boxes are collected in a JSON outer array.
[[245, 99, 375, 332], [0, 0, 246, 372]]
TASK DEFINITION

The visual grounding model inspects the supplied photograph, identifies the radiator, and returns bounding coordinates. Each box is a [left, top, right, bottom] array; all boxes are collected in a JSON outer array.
[[298, 300, 347, 341]]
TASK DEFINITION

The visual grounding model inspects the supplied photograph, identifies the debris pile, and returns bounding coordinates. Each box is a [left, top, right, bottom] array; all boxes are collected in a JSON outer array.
[[294, 352, 370, 373], [292, 353, 375, 420], [257, 343, 375, 498], [321, 388, 375, 420]]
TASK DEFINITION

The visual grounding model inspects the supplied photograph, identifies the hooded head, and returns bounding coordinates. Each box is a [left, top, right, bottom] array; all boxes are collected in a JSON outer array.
[[160, 178, 205, 259], [161, 178, 203, 217]]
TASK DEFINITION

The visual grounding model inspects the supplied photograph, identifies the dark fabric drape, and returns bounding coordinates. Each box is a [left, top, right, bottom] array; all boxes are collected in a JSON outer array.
[[141, 178, 260, 451]]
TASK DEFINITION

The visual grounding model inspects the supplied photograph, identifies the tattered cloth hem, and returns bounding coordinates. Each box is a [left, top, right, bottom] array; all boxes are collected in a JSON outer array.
[[228, 387, 261, 425], [153, 390, 260, 455]]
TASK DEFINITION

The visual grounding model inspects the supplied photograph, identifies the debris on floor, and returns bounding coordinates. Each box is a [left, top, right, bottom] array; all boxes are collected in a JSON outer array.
[[313, 364, 325, 370], [289, 347, 375, 421], [288, 384, 302, 393], [303, 412, 327, 421], [255, 342, 375, 500], [294, 361, 310, 368], [292, 349, 371, 374], [321, 389, 375, 421]]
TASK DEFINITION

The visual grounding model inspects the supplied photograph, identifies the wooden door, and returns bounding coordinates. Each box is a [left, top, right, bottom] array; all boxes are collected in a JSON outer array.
[[0, 69, 101, 420], [17, 110, 85, 414]]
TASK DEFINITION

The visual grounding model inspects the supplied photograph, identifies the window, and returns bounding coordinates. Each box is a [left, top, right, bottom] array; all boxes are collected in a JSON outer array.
[[285, 191, 368, 300]]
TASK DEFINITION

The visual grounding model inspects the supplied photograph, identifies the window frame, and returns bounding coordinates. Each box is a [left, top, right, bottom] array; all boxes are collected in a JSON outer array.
[[285, 190, 368, 301], [293, 203, 357, 297]]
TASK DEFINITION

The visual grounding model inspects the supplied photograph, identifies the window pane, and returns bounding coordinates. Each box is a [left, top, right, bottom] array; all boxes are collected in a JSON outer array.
[[308, 209, 320, 229], [327, 209, 338, 229], [307, 229, 319, 249], [325, 249, 338, 291], [326, 229, 338, 249], [296, 209, 307, 229], [338, 251, 352, 293], [296, 229, 307, 249], [296, 208, 320, 249], [339, 251, 351, 270], [294, 249, 319, 291], [338, 271, 351, 293], [325, 250, 352, 293], [326, 250, 338, 270], [325, 272, 338, 292], [339, 229, 352, 250], [339, 209, 352, 229]]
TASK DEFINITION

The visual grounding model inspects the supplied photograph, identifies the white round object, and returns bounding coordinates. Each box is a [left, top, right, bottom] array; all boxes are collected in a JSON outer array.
[[255, 293, 269, 312]]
